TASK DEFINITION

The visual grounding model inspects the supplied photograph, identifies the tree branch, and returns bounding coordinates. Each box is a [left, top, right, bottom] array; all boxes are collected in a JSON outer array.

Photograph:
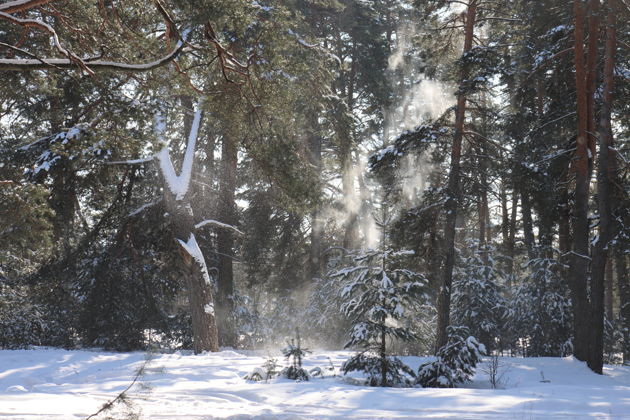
[[0, 41, 186, 72], [0, 0, 53, 13]]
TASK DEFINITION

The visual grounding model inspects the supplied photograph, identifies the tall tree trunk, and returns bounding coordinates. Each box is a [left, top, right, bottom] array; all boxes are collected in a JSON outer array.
[[169, 198, 219, 354], [506, 189, 518, 288], [558, 187, 571, 256], [340, 49, 359, 250], [341, 147, 359, 250], [520, 187, 536, 260], [308, 122, 323, 281], [50, 160, 76, 254], [216, 135, 238, 348], [568, 0, 593, 365], [477, 145, 489, 263], [589, 0, 615, 374], [501, 187, 509, 245], [605, 260, 614, 320], [48, 95, 76, 254], [157, 102, 219, 354], [604, 260, 615, 322], [435, 0, 477, 353]]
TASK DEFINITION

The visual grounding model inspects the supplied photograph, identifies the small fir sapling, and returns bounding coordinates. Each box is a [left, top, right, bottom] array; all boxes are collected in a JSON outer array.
[[416, 326, 485, 388], [244, 356, 279, 382], [280, 329, 310, 381], [333, 244, 427, 387]]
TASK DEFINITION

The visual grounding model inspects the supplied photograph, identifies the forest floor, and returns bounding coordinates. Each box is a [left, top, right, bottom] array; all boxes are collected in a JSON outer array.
[[0, 348, 629, 419]]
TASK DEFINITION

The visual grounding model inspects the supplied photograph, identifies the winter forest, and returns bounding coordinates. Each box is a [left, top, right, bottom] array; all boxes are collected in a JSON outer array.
[[1, 0, 629, 418]]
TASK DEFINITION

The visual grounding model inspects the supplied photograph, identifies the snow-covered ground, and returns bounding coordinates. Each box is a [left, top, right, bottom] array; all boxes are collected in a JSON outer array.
[[1, 348, 629, 419]]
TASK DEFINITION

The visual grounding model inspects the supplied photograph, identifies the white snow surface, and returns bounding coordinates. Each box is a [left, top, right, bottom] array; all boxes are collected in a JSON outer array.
[[1, 348, 629, 419]]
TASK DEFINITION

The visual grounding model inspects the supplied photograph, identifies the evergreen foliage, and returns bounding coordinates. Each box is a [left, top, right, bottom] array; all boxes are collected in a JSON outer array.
[[508, 251, 572, 357], [280, 331, 311, 381], [451, 241, 506, 352], [334, 248, 427, 386], [416, 326, 485, 388], [0, 0, 628, 371]]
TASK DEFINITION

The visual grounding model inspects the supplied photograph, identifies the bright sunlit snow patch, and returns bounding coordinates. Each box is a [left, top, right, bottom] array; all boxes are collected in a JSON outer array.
[[0, 349, 629, 419]]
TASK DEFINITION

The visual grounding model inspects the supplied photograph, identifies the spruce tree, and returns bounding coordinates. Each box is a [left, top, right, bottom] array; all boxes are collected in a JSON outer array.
[[333, 246, 427, 387], [451, 241, 506, 352]]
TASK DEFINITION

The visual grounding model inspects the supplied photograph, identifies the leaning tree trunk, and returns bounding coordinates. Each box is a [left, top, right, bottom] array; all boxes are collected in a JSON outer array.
[[216, 135, 238, 348], [156, 100, 219, 353], [435, 0, 477, 352], [169, 197, 219, 354]]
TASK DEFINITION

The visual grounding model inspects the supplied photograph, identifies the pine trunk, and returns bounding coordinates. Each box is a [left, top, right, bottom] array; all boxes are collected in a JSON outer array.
[[216, 135, 238, 348], [168, 194, 219, 353], [435, 0, 477, 353], [589, 0, 615, 374], [308, 125, 323, 281], [569, 0, 592, 365], [520, 187, 536, 260], [380, 324, 387, 387]]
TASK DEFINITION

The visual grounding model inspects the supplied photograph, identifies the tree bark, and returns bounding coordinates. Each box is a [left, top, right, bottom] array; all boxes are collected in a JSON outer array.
[[165, 192, 219, 353], [341, 147, 359, 250], [216, 135, 238, 348], [158, 101, 219, 354], [435, 0, 477, 353], [568, 0, 593, 366], [308, 126, 323, 281], [589, 0, 615, 374], [505, 189, 518, 288], [605, 260, 614, 321], [520, 187, 536, 260]]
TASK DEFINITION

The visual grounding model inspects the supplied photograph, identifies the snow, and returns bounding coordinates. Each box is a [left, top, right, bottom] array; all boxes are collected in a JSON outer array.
[[204, 303, 215, 315], [0, 348, 628, 419], [195, 219, 244, 235], [156, 99, 204, 201], [107, 156, 154, 165], [177, 233, 213, 286], [128, 199, 160, 217]]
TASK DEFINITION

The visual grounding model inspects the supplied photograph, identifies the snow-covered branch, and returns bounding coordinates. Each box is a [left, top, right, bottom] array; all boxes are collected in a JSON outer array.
[[0, 42, 187, 72], [155, 97, 203, 201], [194, 219, 244, 235], [0, 0, 53, 13], [0, 2, 187, 73]]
